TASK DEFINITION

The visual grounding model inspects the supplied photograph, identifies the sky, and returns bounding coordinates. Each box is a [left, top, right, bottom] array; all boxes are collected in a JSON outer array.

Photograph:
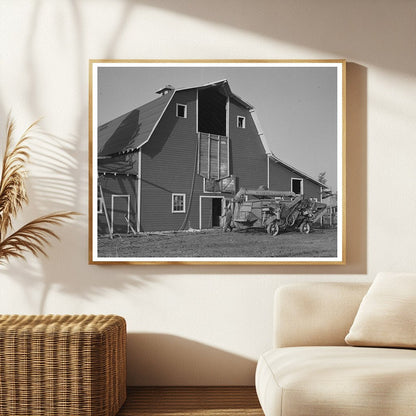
[[96, 63, 340, 190]]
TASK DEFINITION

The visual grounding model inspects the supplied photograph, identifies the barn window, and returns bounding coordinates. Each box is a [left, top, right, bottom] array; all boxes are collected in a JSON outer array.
[[172, 193, 186, 213], [291, 178, 304, 195], [237, 116, 246, 128], [176, 104, 187, 118]]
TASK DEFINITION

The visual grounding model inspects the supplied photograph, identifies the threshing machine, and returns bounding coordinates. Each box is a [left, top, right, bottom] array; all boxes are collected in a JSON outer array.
[[231, 188, 327, 236]]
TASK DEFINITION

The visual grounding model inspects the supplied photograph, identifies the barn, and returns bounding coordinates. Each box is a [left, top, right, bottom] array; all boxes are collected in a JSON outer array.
[[97, 79, 326, 234]]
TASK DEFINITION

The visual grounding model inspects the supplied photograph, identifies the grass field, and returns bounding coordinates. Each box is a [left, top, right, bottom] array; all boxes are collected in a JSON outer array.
[[97, 227, 337, 259]]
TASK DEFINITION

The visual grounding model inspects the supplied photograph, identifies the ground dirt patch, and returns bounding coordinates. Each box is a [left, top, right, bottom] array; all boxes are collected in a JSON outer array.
[[98, 227, 337, 259]]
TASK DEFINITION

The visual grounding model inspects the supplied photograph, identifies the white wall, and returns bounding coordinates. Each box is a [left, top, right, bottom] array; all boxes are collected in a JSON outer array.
[[0, 0, 415, 385]]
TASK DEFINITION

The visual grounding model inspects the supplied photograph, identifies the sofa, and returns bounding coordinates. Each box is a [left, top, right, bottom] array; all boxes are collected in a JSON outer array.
[[256, 275, 416, 416]]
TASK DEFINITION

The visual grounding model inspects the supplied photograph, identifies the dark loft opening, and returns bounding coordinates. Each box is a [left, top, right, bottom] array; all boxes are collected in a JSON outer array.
[[198, 87, 227, 136]]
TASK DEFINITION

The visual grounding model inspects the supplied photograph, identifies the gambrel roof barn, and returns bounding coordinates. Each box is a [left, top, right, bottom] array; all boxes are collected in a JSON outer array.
[[97, 79, 325, 234]]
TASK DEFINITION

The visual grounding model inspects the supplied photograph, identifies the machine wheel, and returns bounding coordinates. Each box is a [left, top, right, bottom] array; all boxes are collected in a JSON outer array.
[[300, 221, 311, 234], [267, 221, 279, 236]]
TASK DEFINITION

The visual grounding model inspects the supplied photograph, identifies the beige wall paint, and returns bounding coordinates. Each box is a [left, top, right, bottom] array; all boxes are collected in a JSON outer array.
[[0, 0, 415, 385]]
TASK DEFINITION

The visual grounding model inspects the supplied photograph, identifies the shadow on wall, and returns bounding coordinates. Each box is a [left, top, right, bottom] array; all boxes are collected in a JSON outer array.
[[127, 333, 257, 386], [0, 126, 157, 314], [135, 0, 413, 76], [0, 1, 151, 312]]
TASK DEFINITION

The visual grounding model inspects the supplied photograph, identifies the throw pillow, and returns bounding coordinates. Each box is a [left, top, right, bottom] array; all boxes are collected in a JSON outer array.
[[345, 272, 416, 348]]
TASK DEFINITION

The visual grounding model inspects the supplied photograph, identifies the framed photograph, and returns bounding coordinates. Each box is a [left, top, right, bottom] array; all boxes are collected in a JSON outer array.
[[89, 60, 345, 265]]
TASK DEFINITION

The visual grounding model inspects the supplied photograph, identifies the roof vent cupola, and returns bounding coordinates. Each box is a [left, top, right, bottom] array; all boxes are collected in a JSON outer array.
[[155, 84, 175, 95]]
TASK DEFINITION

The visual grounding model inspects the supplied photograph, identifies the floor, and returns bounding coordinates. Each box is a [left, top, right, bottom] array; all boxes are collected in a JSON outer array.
[[117, 386, 264, 416]]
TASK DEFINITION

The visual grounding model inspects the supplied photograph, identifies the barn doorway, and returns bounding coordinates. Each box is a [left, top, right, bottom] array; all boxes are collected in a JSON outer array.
[[111, 195, 130, 234], [212, 198, 222, 227], [200, 196, 224, 229]]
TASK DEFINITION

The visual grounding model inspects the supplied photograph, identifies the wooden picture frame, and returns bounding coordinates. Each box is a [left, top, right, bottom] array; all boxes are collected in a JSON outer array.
[[89, 60, 346, 265]]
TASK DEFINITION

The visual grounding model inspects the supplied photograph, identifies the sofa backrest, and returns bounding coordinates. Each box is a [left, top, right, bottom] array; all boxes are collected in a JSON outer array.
[[274, 282, 370, 348]]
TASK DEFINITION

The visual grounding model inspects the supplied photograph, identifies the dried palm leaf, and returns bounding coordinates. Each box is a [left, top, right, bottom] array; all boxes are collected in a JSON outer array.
[[0, 117, 37, 238], [0, 212, 78, 264], [0, 116, 79, 264]]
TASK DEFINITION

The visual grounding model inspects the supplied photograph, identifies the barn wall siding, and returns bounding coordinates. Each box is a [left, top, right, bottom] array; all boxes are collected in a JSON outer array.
[[189, 182, 204, 230], [303, 180, 322, 200], [269, 161, 296, 192], [228, 100, 268, 190], [140, 89, 202, 231]]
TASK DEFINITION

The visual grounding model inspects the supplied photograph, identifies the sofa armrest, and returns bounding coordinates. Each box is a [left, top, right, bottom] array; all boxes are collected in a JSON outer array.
[[274, 282, 370, 348]]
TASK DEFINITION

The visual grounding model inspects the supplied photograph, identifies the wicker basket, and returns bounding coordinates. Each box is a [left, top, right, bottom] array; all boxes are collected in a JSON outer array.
[[0, 314, 126, 416]]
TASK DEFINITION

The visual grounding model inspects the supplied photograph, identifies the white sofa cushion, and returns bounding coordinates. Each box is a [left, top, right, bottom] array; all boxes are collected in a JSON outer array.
[[345, 272, 416, 348], [256, 346, 416, 416]]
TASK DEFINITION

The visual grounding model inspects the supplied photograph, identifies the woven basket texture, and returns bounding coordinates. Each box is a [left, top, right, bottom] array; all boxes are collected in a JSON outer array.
[[0, 314, 126, 416]]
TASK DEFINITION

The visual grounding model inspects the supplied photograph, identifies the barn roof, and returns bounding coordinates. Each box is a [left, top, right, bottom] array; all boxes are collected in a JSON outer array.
[[97, 80, 253, 156], [98, 90, 174, 156], [97, 80, 328, 188], [176, 79, 254, 110]]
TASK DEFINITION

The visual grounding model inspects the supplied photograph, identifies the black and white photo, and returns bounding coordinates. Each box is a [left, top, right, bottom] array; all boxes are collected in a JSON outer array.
[[89, 60, 345, 264]]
